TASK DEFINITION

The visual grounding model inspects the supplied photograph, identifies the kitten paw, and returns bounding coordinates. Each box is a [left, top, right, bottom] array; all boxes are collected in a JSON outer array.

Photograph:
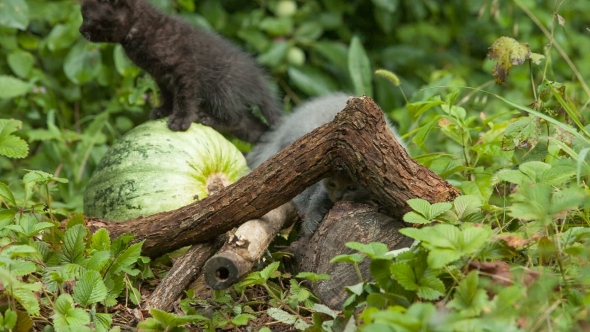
[[150, 107, 172, 119], [167, 115, 192, 131], [301, 211, 325, 236]]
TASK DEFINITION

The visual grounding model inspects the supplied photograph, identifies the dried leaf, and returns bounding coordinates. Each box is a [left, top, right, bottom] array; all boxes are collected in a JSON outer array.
[[487, 36, 531, 84]]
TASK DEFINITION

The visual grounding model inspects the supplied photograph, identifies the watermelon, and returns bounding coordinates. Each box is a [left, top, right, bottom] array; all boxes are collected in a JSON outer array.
[[83, 119, 249, 222]]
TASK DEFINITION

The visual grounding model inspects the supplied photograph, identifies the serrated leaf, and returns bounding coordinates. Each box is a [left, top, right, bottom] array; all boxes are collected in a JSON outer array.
[[94, 313, 112, 332], [348, 36, 372, 96], [406, 199, 431, 217], [519, 161, 550, 180], [538, 166, 575, 185], [260, 261, 281, 281], [0, 75, 30, 99], [73, 270, 108, 306], [417, 277, 445, 300], [267, 308, 297, 324], [58, 224, 87, 265], [496, 169, 525, 185], [7, 284, 41, 316], [23, 170, 68, 185], [331, 253, 364, 264], [429, 202, 452, 219], [232, 314, 255, 326], [403, 211, 431, 224], [52, 294, 91, 327], [0, 0, 29, 30], [390, 263, 418, 290], [136, 317, 164, 331], [314, 304, 338, 318], [460, 227, 493, 253], [502, 117, 540, 151], [91, 229, 111, 252], [447, 271, 489, 317], [453, 195, 482, 219], [108, 241, 144, 275], [346, 242, 389, 258], [86, 251, 111, 272]]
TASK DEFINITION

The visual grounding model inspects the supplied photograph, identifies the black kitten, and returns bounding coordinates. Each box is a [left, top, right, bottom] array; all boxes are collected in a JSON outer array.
[[79, 0, 282, 143]]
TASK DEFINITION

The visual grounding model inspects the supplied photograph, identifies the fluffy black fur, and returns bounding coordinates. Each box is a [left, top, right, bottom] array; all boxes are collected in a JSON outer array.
[[79, 0, 282, 143], [247, 93, 407, 235]]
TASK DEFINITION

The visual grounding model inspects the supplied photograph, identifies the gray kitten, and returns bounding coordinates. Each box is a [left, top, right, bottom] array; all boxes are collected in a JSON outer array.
[[247, 93, 406, 235]]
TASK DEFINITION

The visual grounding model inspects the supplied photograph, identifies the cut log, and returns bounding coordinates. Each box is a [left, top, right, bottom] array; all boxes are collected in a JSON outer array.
[[203, 203, 298, 289], [86, 96, 460, 258], [290, 201, 413, 309]]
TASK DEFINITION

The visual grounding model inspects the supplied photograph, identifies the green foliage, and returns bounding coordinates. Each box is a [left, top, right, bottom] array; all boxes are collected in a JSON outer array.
[[2, 0, 590, 330]]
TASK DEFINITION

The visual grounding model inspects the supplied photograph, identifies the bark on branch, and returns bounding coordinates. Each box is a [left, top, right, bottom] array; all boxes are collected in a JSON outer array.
[[87, 96, 460, 258]]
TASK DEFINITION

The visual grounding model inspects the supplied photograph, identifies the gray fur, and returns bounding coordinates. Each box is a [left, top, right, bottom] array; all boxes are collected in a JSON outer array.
[[247, 93, 407, 235]]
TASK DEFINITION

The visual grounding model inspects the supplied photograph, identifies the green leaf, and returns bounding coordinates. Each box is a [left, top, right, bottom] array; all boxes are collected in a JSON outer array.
[[406, 198, 431, 216], [0, 135, 29, 158], [0, 75, 30, 99], [0, 0, 29, 30], [259, 17, 293, 36], [64, 41, 102, 85], [400, 224, 492, 269], [294, 21, 324, 42], [231, 314, 255, 326], [108, 240, 144, 275], [0, 182, 16, 206], [519, 161, 551, 180], [113, 45, 140, 77], [267, 308, 296, 324], [257, 41, 289, 67], [58, 224, 87, 265], [417, 276, 445, 300], [496, 169, 526, 185], [73, 270, 108, 306], [430, 202, 453, 219], [260, 261, 281, 281], [346, 242, 390, 259], [403, 211, 431, 224], [348, 36, 373, 96], [288, 66, 336, 96], [447, 271, 489, 317], [330, 253, 365, 264], [91, 229, 111, 252], [502, 117, 540, 151], [7, 50, 34, 78], [23, 170, 68, 185], [2, 309, 17, 330], [452, 195, 482, 220], [313, 41, 348, 68], [94, 313, 112, 332], [390, 263, 418, 290], [85, 250, 112, 272], [52, 294, 91, 327], [10, 287, 41, 316]]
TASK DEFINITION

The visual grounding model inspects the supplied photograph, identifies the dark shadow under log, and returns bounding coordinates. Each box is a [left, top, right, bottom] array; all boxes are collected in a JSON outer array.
[[87, 96, 460, 258]]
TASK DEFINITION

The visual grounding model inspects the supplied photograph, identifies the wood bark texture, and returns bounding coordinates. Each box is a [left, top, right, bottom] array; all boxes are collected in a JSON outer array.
[[86, 96, 460, 258], [203, 203, 297, 289], [290, 202, 414, 309]]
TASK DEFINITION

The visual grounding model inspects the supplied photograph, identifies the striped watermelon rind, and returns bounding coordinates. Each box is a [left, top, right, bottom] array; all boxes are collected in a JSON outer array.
[[83, 118, 249, 222]]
